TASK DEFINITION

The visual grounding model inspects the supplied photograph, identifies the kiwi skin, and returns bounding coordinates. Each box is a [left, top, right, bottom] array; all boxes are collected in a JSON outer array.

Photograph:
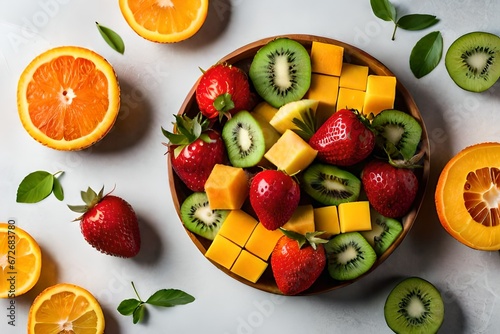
[[360, 210, 403, 256]]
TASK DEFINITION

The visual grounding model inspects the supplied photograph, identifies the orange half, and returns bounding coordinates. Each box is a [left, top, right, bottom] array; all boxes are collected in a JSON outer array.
[[435, 142, 500, 250], [17, 46, 120, 151]]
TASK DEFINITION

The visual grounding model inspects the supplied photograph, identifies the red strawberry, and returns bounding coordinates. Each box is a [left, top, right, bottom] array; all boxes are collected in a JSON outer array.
[[271, 230, 327, 295], [163, 113, 227, 191], [69, 187, 141, 258], [249, 170, 300, 230], [361, 159, 419, 218], [195, 63, 254, 120]]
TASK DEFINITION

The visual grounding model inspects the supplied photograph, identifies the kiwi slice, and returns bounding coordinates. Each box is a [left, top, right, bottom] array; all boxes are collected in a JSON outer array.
[[360, 209, 403, 256], [384, 277, 445, 334], [325, 232, 377, 281], [445, 31, 500, 92], [180, 192, 229, 240], [222, 110, 266, 167], [249, 38, 311, 108], [302, 163, 361, 206], [372, 109, 422, 161]]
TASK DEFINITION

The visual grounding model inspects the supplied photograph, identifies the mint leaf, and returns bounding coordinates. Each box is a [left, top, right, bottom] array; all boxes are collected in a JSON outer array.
[[16, 171, 64, 203], [409, 31, 443, 78], [52, 177, 64, 201], [96, 22, 125, 54], [370, 0, 396, 22], [117, 299, 142, 316], [145, 289, 195, 307], [397, 14, 439, 31], [133, 304, 146, 324]]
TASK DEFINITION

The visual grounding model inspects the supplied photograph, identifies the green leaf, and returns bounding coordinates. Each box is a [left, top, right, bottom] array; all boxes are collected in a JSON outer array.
[[133, 304, 146, 324], [145, 289, 195, 307], [16, 171, 54, 203], [409, 31, 443, 79], [96, 22, 125, 54], [370, 0, 396, 22], [117, 299, 142, 316], [397, 14, 439, 31], [52, 177, 64, 201]]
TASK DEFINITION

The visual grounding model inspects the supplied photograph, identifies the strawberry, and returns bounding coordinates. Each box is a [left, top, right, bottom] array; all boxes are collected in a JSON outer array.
[[195, 63, 254, 120], [162, 113, 227, 192], [249, 170, 300, 230], [361, 159, 419, 218], [271, 230, 327, 295], [68, 187, 141, 258]]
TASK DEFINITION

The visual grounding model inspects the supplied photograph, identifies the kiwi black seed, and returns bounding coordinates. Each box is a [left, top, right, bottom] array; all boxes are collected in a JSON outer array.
[[445, 31, 500, 92], [180, 192, 229, 240], [302, 163, 361, 206], [360, 209, 403, 256], [249, 38, 312, 108], [325, 232, 377, 281], [372, 109, 422, 161], [384, 277, 445, 334], [222, 110, 266, 168]]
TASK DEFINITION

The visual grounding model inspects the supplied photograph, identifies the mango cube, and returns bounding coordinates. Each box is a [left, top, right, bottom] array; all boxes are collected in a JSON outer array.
[[205, 234, 241, 269], [205, 164, 248, 210], [313, 206, 341, 238], [245, 223, 284, 260], [252, 101, 278, 123], [336, 87, 366, 112], [264, 129, 317, 175], [218, 210, 258, 247], [338, 201, 372, 233], [282, 205, 315, 235], [339, 63, 369, 90], [363, 75, 397, 117], [305, 73, 340, 125], [230, 249, 268, 283], [310, 41, 344, 76]]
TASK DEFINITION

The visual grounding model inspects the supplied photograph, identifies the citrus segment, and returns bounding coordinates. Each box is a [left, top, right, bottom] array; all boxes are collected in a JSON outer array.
[[17, 46, 120, 151], [435, 142, 500, 250], [119, 0, 209, 43], [28, 283, 105, 334], [0, 223, 42, 298]]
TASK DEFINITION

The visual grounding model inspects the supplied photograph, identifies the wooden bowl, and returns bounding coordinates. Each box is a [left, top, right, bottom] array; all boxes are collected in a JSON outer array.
[[168, 34, 430, 295]]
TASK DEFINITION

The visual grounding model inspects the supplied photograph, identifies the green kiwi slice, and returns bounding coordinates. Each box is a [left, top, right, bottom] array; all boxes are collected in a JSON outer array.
[[445, 31, 500, 92], [180, 192, 229, 240], [325, 232, 377, 281], [372, 109, 422, 161], [302, 163, 361, 206], [222, 110, 266, 168], [249, 38, 311, 108], [384, 277, 445, 334], [360, 209, 403, 256]]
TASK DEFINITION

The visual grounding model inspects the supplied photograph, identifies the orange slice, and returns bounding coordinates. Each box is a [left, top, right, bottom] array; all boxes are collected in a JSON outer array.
[[119, 0, 209, 43], [17, 46, 120, 151], [0, 223, 42, 298], [28, 283, 105, 334], [435, 142, 500, 250]]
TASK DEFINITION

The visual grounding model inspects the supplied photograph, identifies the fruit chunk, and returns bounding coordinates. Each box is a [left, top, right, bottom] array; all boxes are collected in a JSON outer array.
[[362, 75, 397, 117], [230, 249, 268, 283], [218, 210, 258, 247], [338, 201, 372, 233], [205, 234, 241, 269], [339, 63, 369, 90], [305, 73, 339, 125], [245, 223, 284, 261], [269, 99, 319, 134], [264, 129, 318, 175], [361, 210, 403, 256], [282, 205, 315, 235], [205, 164, 249, 210], [252, 101, 278, 123], [313, 206, 341, 238], [310, 41, 344, 76], [336, 87, 366, 112]]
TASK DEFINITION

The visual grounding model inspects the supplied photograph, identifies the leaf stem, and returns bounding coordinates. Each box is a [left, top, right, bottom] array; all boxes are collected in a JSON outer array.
[[131, 281, 143, 302], [391, 23, 398, 40]]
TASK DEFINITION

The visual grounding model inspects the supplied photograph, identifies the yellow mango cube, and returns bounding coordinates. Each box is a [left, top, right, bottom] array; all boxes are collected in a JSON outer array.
[[338, 201, 372, 233], [363, 75, 397, 117], [282, 205, 315, 235], [310, 41, 344, 76], [339, 63, 369, 90], [205, 234, 241, 269], [305, 73, 339, 125], [245, 223, 284, 260], [313, 206, 341, 238], [252, 101, 278, 123], [230, 249, 268, 283], [218, 210, 258, 247], [205, 164, 249, 210], [264, 129, 318, 175], [336, 87, 366, 112]]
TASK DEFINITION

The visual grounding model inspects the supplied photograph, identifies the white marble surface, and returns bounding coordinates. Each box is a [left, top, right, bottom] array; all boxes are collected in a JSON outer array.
[[1, 1, 500, 333]]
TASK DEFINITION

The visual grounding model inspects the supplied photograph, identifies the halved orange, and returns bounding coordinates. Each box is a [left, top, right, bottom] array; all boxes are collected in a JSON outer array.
[[17, 46, 120, 151], [435, 142, 500, 250], [0, 223, 42, 298], [119, 0, 209, 43], [27, 283, 105, 334]]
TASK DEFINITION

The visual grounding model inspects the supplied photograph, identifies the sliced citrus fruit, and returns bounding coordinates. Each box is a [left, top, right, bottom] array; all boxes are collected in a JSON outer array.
[[435, 142, 500, 250], [28, 283, 105, 334], [119, 0, 209, 43], [0, 223, 42, 298], [17, 46, 120, 151]]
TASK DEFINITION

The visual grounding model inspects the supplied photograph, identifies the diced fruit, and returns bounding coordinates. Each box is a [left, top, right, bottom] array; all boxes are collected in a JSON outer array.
[[339, 63, 369, 90], [205, 234, 241, 269], [270, 99, 319, 134], [282, 205, 315, 235], [230, 249, 268, 283], [313, 206, 341, 238], [336, 87, 366, 112], [363, 75, 397, 117], [361, 210, 403, 256], [205, 164, 249, 210], [305, 73, 340, 125], [252, 101, 278, 123], [245, 223, 284, 261], [338, 201, 372, 233], [251, 112, 281, 152], [264, 129, 318, 175], [218, 210, 258, 247], [310, 41, 344, 76]]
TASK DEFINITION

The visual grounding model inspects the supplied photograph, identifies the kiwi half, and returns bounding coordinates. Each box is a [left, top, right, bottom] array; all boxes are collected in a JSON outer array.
[[180, 192, 229, 240], [445, 31, 500, 92], [249, 38, 311, 108], [360, 209, 403, 256], [384, 277, 445, 334]]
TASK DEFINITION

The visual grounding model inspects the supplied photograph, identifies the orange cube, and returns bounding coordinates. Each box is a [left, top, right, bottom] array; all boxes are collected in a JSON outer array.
[[205, 164, 249, 210], [310, 41, 344, 76]]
